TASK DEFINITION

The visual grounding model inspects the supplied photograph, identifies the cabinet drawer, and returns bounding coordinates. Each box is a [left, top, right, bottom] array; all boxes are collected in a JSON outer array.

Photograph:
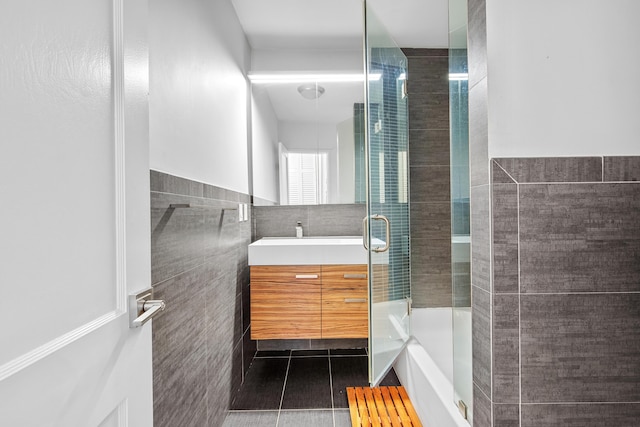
[[251, 265, 321, 283], [251, 282, 321, 339], [322, 264, 367, 288], [321, 286, 368, 339]]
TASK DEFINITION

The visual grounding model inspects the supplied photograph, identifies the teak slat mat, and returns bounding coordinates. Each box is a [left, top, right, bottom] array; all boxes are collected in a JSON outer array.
[[347, 386, 422, 427]]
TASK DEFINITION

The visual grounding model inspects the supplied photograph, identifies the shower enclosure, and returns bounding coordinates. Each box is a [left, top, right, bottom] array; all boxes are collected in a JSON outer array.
[[363, 2, 411, 386], [362, 0, 472, 423]]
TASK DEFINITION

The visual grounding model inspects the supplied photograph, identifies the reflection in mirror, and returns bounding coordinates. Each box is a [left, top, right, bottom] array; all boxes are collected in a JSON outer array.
[[250, 74, 367, 206]]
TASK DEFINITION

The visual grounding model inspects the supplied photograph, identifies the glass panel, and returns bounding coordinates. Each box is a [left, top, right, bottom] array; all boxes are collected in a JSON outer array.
[[364, 1, 411, 386], [450, 0, 472, 422]]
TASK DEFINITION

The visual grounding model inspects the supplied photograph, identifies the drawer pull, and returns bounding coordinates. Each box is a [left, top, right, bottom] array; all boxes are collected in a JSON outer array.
[[343, 274, 367, 279], [344, 298, 367, 303], [295, 274, 319, 279]]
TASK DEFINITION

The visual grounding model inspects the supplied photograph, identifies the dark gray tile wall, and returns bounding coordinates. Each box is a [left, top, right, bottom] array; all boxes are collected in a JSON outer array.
[[479, 157, 640, 426], [473, 384, 492, 427], [151, 170, 254, 427], [471, 185, 491, 293], [519, 183, 640, 294], [404, 48, 453, 308], [604, 156, 640, 181], [253, 204, 366, 239], [521, 293, 640, 403], [494, 157, 602, 183], [521, 403, 640, 427], [472, 286, 492, 400]]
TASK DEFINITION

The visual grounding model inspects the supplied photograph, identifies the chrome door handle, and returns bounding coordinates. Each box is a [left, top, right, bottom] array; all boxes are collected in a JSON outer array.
[[129, 288, 166, 328], [362, 216, 369, 250], [364, 214, 390, 253], [372, 214, 390, 253]]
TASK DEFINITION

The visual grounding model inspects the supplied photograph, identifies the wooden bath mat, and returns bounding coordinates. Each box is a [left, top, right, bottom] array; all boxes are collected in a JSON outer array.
[[347, 386, 423, 427]]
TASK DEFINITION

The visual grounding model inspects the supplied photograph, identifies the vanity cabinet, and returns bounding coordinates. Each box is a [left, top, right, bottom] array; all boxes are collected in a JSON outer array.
[[250, 264, 368, 340], [250, 265, 322, 339]]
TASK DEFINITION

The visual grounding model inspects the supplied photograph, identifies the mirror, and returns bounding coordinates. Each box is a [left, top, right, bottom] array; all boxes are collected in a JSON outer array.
[[234, 0, 367, 206], [250, 68, 367, 206]]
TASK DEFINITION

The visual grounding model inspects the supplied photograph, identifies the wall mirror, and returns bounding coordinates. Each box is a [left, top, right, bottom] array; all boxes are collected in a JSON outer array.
[[250, 72, 367, 206], [233, 0, 367, 206]]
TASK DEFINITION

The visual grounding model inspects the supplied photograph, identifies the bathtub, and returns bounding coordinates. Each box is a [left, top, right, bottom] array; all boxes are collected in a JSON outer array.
[[393, 307, 470, 427]]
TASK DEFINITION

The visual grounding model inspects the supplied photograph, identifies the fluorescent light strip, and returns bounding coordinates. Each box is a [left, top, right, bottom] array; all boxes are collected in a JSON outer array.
[[248, 72, 382, 83], [449, 73, 469, 81]]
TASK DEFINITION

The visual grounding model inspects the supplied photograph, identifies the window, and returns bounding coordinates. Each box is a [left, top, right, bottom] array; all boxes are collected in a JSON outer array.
[[281, 150, 328, 205]]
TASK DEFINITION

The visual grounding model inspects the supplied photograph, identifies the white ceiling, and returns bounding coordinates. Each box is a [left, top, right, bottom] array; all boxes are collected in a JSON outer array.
[[231, 0, 449, 50], [232, 0, 450, 123]]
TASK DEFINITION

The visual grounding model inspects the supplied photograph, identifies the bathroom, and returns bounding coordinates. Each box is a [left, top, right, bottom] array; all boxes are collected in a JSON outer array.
[[1, 1, 639, 427]]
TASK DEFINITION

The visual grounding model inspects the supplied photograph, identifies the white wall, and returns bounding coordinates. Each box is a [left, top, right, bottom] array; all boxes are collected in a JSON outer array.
[[337, 117, 356, 204], [486, 0, 640, 158], [149, 0, 251, 192], [251, 86, 279, 203]]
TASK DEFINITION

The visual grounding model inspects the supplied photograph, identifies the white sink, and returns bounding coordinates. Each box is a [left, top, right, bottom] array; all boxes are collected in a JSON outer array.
[[248, 236, 386, 265]]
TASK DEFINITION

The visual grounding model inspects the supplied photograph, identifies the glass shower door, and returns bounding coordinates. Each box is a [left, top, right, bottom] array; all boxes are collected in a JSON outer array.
[[364, 2, 411, 386]]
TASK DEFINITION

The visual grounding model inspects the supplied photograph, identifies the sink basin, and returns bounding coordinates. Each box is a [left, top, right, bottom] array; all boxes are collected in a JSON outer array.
[[248, 236, 386, 265]]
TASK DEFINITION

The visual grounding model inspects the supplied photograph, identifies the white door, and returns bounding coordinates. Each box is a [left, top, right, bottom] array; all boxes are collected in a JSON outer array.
[[0, 0, 152, 426]]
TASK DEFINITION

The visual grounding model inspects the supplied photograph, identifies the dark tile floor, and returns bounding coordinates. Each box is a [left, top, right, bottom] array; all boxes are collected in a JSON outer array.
[[223, 349, 401, 427]]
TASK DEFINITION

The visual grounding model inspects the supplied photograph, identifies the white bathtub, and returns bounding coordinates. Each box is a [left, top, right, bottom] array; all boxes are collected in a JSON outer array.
[[393, 308, 470, 427]]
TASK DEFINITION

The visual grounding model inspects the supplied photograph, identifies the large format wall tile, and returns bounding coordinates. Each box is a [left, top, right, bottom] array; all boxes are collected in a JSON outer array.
[[471, 184, 491, 292], [473, 383, 492, 427], [469, 78, 489, 187], [491, 165, 518, 294], [519, 183, 640, 293], [409, 129, 450, 166], [521, 403, 640, 427], [521, 293, 640, 403], [604, 156, 640, 181], [307, 204, 366, 236], [254, 204, 364, 239], [493, 404, 519, 427], [151, 192, 205, 284], [151, 169, 204, 197], [472, 286, 492, 399], [410, 166, 451, 203], [492, 294, 519, 403], [410, 202, 451, 240], [485, 157, 640, 427], [151, 170, 251, 427], [153, 266, 208, 427], [495, 157, 602, 183], [408, 91, 449, 131]]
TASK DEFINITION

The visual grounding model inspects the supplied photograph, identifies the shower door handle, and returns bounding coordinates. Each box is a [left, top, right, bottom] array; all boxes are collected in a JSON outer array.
[[362, 214, 390, 253], [362, 216, 369, 250]]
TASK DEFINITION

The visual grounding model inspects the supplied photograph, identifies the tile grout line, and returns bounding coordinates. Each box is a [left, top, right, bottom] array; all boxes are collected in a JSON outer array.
[[517, 182, 522, 427], [328, 355, 336, 427], [275, 352, 292, 427]]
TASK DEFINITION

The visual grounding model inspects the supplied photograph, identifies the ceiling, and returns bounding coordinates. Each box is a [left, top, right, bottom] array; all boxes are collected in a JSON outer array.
[[231, 0, 450, 124], [231, 0, 449, 50]]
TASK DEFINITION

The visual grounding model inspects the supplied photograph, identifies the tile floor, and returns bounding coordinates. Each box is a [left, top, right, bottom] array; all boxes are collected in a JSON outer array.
[[222, 349, 401, 427]]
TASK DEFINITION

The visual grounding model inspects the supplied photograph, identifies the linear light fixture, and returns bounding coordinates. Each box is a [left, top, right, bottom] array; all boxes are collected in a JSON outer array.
[[449, 73, 469, 81], [248, 72, 382, 84]]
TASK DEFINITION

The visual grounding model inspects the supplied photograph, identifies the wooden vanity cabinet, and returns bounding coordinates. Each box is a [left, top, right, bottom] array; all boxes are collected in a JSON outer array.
[[321, 265, 368, 338], [250, 265, 322, 339], [250, 264, 368, 340]]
